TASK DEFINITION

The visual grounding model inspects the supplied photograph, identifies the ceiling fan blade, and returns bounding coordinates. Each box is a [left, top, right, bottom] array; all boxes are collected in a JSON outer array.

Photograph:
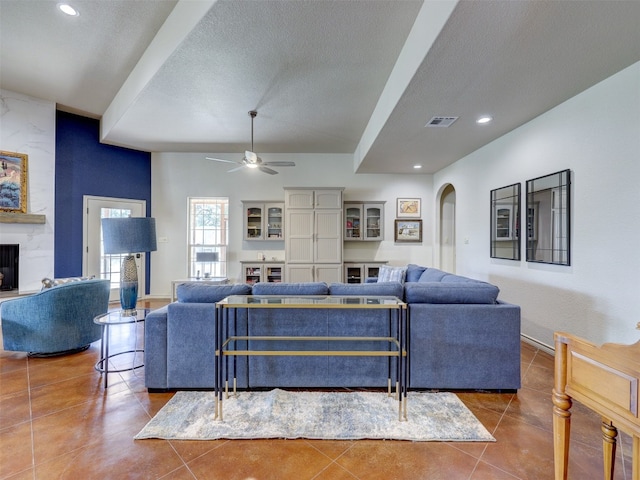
[[263, 161, 296, 167], [206, 156, 238, 165], [227, 165, 246, 173], [259, 166, 278, 175]]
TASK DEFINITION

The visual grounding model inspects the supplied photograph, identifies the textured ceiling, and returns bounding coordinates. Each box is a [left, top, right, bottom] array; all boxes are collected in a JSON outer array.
[[1, 0, 639, 174]]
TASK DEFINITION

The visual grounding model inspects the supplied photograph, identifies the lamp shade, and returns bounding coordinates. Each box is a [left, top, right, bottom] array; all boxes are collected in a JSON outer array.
[[101, 217, 157, 254], [196, 252, 219, 262]]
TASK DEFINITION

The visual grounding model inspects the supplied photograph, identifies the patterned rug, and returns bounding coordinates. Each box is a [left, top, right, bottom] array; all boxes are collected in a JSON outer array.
[[135, 389, 495, 442]]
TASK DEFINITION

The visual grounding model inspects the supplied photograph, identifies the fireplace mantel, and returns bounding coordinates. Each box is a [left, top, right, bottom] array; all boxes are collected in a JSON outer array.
[[0, 212, 46, 224]]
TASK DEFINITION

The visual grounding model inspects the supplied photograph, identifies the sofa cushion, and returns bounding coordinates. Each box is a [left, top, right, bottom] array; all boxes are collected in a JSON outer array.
[[329, 281, 404, 298], [405, 264, 427, 282], [376, 265, 407, 283], [251, 282, 329, 295], [417, 268, 448, 282], [177, 283, 251, 303], [404, 282, 499, 304]]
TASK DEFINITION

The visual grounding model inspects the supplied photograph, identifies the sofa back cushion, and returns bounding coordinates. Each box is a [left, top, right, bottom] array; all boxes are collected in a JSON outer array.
[[404, 282, 499, 304], [329, 281, 404, 298], [405, 264, 427, 282], [177, 283, 251, 303], [417, 268, 448, 282], [251, 282, 329, 295]]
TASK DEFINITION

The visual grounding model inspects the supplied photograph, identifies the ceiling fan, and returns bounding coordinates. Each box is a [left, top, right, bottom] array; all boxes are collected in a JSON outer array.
[[206, 110, 295, 175]]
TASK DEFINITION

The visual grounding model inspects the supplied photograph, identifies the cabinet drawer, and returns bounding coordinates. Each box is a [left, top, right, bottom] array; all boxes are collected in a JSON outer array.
[[568, 351, 638, 418]]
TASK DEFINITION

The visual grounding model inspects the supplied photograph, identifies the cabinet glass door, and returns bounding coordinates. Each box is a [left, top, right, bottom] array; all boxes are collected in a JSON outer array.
[[494, 206, 513, 240], [345, 206, 362, 240], [266, 265, 283, 283], [246, 206, 263, 240], [365, 265, 382, 280], [364, 205, 382, 240], [345, 265, 363, 283], [244, 266, 261, 284], [266, 206, 283, 239]]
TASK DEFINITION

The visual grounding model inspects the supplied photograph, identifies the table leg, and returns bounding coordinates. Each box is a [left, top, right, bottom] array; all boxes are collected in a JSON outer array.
[[553, 338, 571, 480], [103, 324, 110, 388], [601, 419, 617, 480], [633, 435, 640, 480]]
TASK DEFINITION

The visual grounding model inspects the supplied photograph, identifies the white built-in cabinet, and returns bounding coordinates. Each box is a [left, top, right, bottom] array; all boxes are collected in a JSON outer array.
[[344, 201, 385, 241], [343, 261, 388, 283], [284, 188, 343, 283], [241, 261, 284, 285], [242, 202, 284, 241]]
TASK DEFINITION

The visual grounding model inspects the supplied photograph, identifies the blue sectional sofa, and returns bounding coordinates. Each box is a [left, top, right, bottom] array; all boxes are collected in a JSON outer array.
[[145, 265, 521, 392]]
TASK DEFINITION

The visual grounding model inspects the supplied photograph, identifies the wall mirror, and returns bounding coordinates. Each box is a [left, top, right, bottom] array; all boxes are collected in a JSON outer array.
[[490, 183, 521, 260], [526, 169, 571, 265]]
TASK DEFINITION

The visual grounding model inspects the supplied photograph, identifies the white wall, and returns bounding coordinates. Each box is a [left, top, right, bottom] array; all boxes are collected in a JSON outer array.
[[150, 153, 434, 292], [434, 61, 640, 347], [0, 90, 56, 293]]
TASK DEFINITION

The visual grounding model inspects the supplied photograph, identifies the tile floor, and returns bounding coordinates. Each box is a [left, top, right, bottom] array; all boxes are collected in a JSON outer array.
[[0, 299, 633, 479]]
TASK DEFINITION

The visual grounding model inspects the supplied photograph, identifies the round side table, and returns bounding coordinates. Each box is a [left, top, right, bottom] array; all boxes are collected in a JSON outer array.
[[94, 308, 149, 388]]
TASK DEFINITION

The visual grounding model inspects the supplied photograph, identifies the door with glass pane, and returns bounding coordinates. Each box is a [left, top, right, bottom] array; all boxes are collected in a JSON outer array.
[[83, 196, 146, 302]]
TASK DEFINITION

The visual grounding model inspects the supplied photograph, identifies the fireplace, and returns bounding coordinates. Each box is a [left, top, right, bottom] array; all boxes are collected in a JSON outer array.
[[0, 244, 19, 291]]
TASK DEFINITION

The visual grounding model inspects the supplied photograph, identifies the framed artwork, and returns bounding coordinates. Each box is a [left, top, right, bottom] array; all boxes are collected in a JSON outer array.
[[394, 219, 422, 243], [0, 150, 28, 213], [396, 198, 421, 218]]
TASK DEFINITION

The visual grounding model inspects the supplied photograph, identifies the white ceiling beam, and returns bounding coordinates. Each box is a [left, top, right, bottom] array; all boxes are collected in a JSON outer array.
[[353, 0, 458, 171], [100, 0, 218, 144]]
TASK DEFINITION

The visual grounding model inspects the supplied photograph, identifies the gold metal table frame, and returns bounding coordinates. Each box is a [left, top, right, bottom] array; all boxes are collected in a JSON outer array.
[[214, 295, 408, 422]]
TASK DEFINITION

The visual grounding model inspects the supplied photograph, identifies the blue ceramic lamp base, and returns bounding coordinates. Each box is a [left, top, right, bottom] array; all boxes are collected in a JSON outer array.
[[120, 255, 139, 316]]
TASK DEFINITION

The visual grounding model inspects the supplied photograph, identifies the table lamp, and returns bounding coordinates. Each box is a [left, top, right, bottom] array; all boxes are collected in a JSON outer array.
[[101, 217, 157, 315], [196, 251, 218, 278]]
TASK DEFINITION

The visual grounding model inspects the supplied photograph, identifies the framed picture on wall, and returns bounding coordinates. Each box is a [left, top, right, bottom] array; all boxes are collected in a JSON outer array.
[[396, 198, 421, 218], [0, 151, 29, 213], [394, 219, 423, 243]]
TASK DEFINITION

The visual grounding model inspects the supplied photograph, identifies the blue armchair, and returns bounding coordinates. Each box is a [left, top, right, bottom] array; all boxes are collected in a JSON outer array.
[[1, 279, 110, 355]]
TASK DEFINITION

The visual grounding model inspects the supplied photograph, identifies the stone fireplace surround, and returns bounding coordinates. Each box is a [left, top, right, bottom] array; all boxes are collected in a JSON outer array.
[[1, 89, 56, 294]]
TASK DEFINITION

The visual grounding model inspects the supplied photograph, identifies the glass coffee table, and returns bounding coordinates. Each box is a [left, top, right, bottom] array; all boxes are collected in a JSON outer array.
[[94, 308, 149, 388]]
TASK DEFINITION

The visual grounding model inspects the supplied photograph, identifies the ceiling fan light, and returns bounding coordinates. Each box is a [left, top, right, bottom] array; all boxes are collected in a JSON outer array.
[[246, 163, 259, 169], [58, 3, 79, 16]]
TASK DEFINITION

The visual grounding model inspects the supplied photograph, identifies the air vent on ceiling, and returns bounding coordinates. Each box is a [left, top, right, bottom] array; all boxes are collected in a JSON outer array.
[[425, 116, 458, 128]]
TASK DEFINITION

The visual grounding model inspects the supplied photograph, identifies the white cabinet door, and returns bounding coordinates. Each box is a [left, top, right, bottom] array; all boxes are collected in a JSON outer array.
[[285, 264, 314, 283], [315, 189, 342, 209], [315, 209, 342, 263], [285, 189, 342, 209], [265, 203, 284, 240], [315, 264, 342, 283], [285, 209, 314, 263], [285, 190, 315, 209], [363, 203, 384, 241]]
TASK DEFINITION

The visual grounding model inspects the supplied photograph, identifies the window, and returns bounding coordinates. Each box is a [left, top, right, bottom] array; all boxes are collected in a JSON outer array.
[[188, 197, 229, 278], [100, 207, 133, 288]]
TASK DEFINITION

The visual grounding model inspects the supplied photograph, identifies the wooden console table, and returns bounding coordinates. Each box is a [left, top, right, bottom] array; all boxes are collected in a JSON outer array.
[[553, 331, 640, 479]]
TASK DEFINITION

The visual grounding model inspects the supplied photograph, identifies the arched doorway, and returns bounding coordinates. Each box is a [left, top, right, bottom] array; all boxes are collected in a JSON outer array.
[[438, 184, 456, 273]]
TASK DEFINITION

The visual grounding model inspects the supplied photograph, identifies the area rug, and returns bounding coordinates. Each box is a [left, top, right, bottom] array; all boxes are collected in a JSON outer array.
[[135, 389, 495, 442]]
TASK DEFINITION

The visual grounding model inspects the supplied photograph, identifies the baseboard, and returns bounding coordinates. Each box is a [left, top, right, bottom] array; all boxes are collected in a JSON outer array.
[[521, 333, 554, 356]]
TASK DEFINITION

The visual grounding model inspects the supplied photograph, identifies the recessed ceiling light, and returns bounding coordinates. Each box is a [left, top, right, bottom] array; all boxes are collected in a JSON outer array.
[[476, 116, 493, 125], [58, 3, 79, 16], [413, 164, 422, 169]]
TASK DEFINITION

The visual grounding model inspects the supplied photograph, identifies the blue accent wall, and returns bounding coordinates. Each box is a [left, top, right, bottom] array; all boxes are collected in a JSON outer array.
[[55, 111, 152, 291]]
